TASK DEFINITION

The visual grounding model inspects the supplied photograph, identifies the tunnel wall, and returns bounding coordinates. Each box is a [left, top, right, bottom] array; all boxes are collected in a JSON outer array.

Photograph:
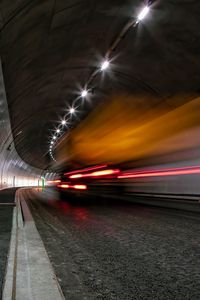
[[0, 62, 52, 190]]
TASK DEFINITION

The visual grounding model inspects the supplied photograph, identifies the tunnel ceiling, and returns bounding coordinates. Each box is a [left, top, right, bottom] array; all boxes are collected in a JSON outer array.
[[0, 0, 199, 170]]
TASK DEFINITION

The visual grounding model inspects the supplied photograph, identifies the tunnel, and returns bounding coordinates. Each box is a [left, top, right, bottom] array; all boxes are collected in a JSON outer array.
[[0, 1, 200, 299]]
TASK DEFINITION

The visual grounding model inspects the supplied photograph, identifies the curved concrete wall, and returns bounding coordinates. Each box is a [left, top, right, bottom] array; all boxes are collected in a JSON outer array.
[[0, 61, 53, 189]]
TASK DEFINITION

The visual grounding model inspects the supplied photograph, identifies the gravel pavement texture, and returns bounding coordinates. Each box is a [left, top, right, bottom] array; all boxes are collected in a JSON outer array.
[[27, 191, 200, 300]]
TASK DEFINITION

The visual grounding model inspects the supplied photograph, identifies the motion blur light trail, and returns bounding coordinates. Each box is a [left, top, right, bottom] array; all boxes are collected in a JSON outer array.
[[57, 184, 87, 190], [119, 165, 200, 179], [64, 164, 108, 176], [69, 169, 120, 179], [56, 95, 200, 166], [47, 180, 61, 184]]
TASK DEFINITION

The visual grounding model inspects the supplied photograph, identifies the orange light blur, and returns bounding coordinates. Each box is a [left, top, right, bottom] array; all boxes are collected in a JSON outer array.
[[91, 169, 120, 177], [69, 169, 120, 179], [48, 179, 61, 184], [73, 184, 87, 190], [56, 95, 200, 165], [64, 164, 108, 176], [69, 174, 83, 179], [57, 184, 69, 189]]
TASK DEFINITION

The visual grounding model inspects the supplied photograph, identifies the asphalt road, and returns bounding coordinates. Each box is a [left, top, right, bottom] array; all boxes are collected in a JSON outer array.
[[27, 189, 200, 300]]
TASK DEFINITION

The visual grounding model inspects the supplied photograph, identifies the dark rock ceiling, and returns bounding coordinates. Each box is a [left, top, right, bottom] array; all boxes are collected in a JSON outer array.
[[0, 0, 199, 170]]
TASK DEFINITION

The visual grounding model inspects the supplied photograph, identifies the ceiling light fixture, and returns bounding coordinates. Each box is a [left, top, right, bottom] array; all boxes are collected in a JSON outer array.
[[137, 6, 149, 21], [48, 2, 153, 160], [100, 60, 110, 71], [61, 120, 66, 125], [69, 107, 75, 114], [81, 89, 88, 98]]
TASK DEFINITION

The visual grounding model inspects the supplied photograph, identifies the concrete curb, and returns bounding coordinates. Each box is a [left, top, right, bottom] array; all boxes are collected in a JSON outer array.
[[2, 189, 65, 300], [2, 207, 17, 300]]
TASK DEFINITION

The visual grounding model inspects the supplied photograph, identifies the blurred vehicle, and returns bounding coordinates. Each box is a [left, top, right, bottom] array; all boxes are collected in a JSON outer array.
[[55, 96, 200, 201], [56, 164, 125, 200]]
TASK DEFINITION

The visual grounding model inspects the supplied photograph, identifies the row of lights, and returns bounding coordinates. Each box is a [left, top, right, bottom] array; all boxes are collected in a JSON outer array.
[[48, 5, 150, 160]]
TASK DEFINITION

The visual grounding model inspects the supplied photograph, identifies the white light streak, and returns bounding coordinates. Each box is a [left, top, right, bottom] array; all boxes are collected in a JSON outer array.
[[100, 60, 110, 71], [61, 120, 66, 125], [69, 107, 75, 114], [137, 6, 149, 21], [81, 89, 88, 97]]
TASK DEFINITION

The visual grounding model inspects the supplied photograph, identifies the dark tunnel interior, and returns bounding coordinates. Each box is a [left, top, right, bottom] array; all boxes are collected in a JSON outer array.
[[0, 1, 200, 299]]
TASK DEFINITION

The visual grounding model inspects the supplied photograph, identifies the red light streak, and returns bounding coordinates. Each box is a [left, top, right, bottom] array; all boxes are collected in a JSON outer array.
[[57, 183, 87, 190], [64, 164, 107, 176], [90, 169, 120, 177], [118, 166, 200, 179], [69, 169, 120, 179], [69, 174, 83, 179]]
